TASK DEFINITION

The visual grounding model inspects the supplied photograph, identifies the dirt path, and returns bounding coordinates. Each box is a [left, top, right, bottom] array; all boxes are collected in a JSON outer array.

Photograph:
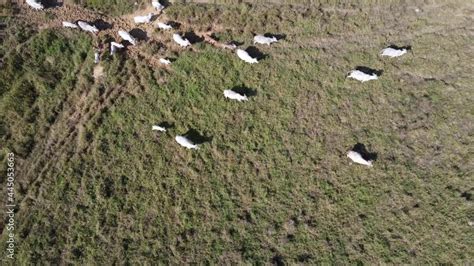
[[17, 2, 234, 63]]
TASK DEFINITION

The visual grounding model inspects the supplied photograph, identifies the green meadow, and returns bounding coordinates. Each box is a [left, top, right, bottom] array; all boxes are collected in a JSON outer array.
[[0, 1, 472, 264]]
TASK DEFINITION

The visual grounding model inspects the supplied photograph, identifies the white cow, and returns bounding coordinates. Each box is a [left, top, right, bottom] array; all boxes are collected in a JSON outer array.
[[172, 34, 191, 47], [381, 47, 408, 58], [110, 42, 124, 55], [94, 52, 100, 64], [134, 13, 153, 24], [78, 21, 99, 34], [347, 70, 378, 82], [152, 0, 164, 10], [118, 30, 137, 46], [223, 90, 248, 102], [62, 21, 78, 28], [152, 125, 166, 132], [26, 0, 44, 10], [159, 58, 171, 65], [157, 22, 172, 30], [236, 49, 258, 64], [347, 151, 373, 167], [253, 35, 278, 45], [175, 136, 199, 149]]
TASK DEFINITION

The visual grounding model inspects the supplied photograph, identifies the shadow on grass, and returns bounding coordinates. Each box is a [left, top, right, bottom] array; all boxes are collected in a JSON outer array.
[[355, 66, 384, 76], [43, 0, 62, 8], [231, 85, 257, 97], [184, 31, 204, 44], [130, 28, 149, 41], [184, 129, 213, 145], [167, 21, 181, 29], [158, 121, 175, 129], [264, 32, 287, 40], [160, 0, 170, 7], [246, 46, 268, 60], [93, 19, 113, 30], [387, 44, 412, 51], [351, 143, 378, 162]]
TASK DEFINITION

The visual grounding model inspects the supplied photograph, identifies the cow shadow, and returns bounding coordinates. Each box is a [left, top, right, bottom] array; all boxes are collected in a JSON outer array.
[[130, 28, 149, 41], [264, 32, 286, 40], [231, 85, 257, 97], [93, 19, 112, 30], [160, 0, 170, 7], [184, 31, 204, 44], [158, 121, 174, 129], [355, 66, 383, 76], [388, 44, 412, 51], [184, 129, 213, 145], [351, 143, 378, 162], [167, 21, 181, 29], [43, 0, 62, 8], [245, 46, 268, 60]]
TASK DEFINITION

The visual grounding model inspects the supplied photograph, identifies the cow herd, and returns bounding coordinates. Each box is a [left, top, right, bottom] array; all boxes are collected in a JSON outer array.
[[26, 0, 412, 167]]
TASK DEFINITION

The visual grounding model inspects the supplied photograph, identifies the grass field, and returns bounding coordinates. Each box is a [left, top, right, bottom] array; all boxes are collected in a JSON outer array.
[[0, 1, 473, 264]]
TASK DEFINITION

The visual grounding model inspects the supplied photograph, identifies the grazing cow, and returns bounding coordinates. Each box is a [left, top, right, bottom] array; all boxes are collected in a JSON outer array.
[[94, 52, 100, 64], [62, 21, 78, 28], [236, 49, 258, 64], [118, 30, 137, 46], [78, 21, 99, 34], [253, 35, 278, 45], [152, 0, 164, 11], [175, 136, 199, 149], [157, 22, 172, 30], [110, 42, 124, 55], [159, 58, 171, 65], [172, 34, 191, 47], [223, 90, 248, 102], [381, 47, 408, 58], [26, 0, 44, 10], [134, 13, 153, 24], [347, 70, 378, 82], [347, 151, 373, 167], [152, 125, 166, 132]]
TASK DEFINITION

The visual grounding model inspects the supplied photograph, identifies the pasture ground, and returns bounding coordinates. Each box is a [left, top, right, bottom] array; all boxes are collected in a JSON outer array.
[[0, 0, 473, 264]]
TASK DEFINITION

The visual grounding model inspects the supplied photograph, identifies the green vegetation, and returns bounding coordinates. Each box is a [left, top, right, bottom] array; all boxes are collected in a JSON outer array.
[[0, 20, 93, 160], [73, 0, 147, 16], [1, 1, 473, 264]]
